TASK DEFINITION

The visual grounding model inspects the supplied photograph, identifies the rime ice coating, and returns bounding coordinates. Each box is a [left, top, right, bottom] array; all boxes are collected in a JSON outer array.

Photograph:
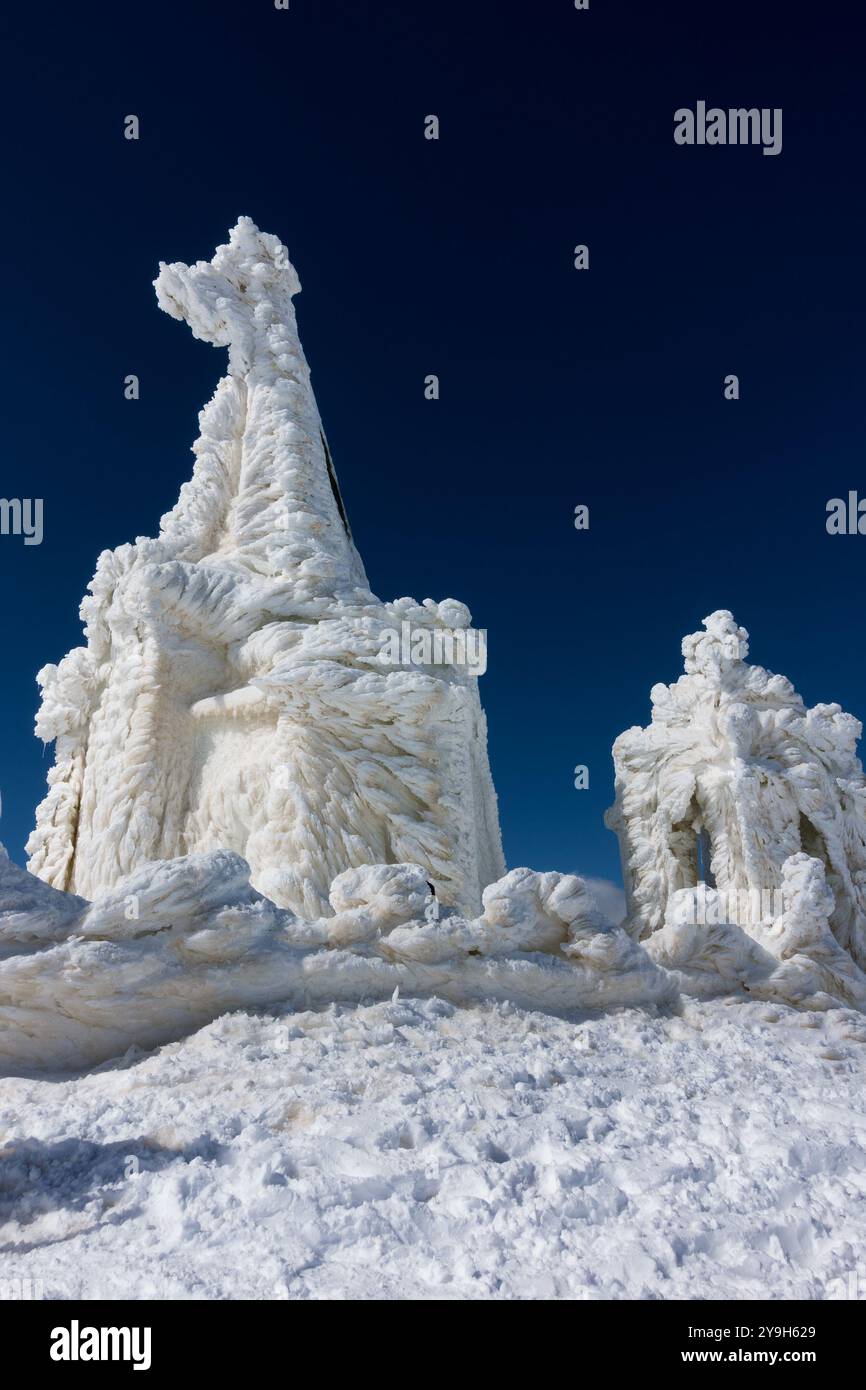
[[3, 839, 866, 1072], [26, 220, 504, 917], [0, 851, 673, 1071], [606, 609, 866, 966], [16, 225, 866, 1076]]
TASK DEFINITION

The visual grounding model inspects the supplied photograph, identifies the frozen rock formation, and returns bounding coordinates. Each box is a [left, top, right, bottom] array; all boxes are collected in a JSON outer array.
[[0, 849, 673, 1073], [606, 610, 866, 967], [26, 219, 504, 917]]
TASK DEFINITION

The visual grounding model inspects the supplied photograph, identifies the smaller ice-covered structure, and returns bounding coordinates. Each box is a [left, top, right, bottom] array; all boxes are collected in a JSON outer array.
[[606, 610, 866, 966]]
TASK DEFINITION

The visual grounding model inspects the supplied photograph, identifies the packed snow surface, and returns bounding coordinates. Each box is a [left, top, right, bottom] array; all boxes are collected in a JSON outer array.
[[3, 995, 866, 1300]]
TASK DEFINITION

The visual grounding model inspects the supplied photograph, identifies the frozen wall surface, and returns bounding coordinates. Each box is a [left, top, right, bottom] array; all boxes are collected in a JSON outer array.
[[26, 220, 504, 916], [606, 610, 866, 965]]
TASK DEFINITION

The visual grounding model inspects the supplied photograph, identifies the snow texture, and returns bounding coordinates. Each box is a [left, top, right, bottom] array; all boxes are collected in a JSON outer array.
[[0, 850, 672, 1073], [26, 219, 504, 919], [647, 855, 866, 1011], [3, 994, 866, 1300], [4, 838, 866, 1075], [606, 609, 866, 965]]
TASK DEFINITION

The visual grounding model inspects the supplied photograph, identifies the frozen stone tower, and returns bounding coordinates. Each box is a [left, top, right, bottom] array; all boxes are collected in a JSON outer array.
[[27, 219, 504, 916]]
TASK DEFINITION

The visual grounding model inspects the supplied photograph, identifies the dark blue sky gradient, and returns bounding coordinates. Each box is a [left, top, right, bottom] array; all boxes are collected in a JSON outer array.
[[0, 0, 863, 886]]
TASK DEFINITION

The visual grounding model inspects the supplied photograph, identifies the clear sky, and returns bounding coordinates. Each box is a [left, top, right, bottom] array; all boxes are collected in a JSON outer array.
[[0, 0, 863, 891]]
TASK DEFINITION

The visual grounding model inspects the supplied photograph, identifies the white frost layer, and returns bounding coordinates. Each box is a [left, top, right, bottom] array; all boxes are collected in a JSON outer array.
[[27, 219, 504, 918], [2, 994, 865, 1300], [647, 855, 866, 1011], [0, 851, 672, 1073], [606, 609, 866, 966], [4, 845, 866, 1075]]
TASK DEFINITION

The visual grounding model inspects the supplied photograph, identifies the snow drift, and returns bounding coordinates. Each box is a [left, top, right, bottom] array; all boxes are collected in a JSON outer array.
[[5, 841, 866, 1075], [0, 849, 673, 1073]]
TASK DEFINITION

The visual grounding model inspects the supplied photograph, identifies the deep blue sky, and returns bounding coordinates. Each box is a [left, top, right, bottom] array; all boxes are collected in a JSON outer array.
[[0, 0, 863, 888]]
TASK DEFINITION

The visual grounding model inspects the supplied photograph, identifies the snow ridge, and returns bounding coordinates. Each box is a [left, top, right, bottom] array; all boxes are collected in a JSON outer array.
[[0, 852, 671, 1072]]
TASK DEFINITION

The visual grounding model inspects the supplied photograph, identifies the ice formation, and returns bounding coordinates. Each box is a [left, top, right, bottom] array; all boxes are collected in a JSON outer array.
[[5, 599, 866, 1072], [0, 849, 672, 1072], [606, 610, 866, 965], [26, 219, 504, 918], [11, 222, 866, 1077], [646, 854, 866, 1011]]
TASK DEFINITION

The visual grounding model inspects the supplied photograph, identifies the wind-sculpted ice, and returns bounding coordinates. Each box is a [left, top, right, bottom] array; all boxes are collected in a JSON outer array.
[[26, 219, 504, 919], [0, 851, 674, 1073], [647, 854, 866, 1010], [606, 610, 866, 966], [16, 221, 866, 1077], [4, 842, 866, 1074]]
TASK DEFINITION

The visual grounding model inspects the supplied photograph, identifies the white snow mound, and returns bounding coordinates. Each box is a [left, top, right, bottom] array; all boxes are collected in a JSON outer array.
[[5, 843, 866, 1076], [0, 850, 674, 1073]]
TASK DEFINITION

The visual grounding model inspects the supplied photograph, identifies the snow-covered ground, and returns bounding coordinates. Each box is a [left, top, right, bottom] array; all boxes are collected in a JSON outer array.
[[3, 994, 866, 1301]]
